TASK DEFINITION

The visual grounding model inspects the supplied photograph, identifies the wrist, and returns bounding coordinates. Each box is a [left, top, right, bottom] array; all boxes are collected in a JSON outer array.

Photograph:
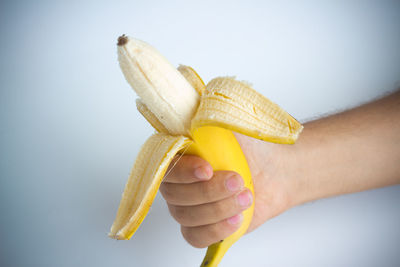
[[278, 124, 317, 208]]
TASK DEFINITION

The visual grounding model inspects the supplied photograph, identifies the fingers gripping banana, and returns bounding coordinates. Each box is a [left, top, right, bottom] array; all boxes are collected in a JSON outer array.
[[109, 35, 303, 267]]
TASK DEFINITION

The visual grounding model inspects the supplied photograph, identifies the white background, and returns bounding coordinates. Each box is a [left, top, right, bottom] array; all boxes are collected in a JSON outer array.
[[1, 1, 400, 266]]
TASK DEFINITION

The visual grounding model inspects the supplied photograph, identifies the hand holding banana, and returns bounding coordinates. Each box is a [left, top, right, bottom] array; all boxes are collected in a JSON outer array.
[[109, 35, 303, 267]]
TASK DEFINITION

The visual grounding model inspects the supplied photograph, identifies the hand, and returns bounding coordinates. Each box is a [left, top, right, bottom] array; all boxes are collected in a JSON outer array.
[[160, 132, 295, 248]]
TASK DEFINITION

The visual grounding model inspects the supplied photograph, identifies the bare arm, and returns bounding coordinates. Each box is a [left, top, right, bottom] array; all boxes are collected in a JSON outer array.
[[287, 90, 400, 206]]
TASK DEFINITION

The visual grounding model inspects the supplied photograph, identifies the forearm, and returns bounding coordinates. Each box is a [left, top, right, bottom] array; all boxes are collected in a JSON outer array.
[[286, 90, 400, 206]]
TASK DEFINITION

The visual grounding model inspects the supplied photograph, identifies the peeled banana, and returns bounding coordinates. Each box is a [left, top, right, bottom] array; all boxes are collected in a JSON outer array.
[[109, 34, 303, 267]]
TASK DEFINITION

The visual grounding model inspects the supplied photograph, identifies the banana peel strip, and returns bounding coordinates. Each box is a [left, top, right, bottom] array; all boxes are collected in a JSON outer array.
[[109, 133, 192, 240], [192, 77, 303, 144]]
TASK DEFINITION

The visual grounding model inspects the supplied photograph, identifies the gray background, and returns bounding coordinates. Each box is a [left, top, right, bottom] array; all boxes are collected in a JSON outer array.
[[1, 1, 400, 266]]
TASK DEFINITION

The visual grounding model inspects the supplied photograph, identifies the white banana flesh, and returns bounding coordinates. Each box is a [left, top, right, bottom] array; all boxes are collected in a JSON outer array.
[[117, 35, 199, 136]]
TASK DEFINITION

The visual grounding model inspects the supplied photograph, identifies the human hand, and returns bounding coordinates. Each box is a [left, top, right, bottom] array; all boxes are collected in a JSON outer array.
[[160, 132, 295, 248]]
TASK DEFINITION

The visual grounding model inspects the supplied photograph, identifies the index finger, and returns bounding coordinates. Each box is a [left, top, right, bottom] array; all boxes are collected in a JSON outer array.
[[163, 154, 213, 184]]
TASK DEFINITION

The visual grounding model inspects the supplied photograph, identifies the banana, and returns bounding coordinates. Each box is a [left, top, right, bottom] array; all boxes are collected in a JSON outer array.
[[110, 35, 303, 266]]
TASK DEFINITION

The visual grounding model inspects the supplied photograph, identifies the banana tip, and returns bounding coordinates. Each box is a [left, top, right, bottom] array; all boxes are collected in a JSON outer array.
[[117, 34, 128, 46]]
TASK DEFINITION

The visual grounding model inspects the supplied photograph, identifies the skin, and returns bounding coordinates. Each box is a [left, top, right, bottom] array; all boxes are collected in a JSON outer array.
[[160, 90, 400, 248]]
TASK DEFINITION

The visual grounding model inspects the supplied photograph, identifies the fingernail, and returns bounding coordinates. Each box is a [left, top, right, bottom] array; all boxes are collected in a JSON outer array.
[[225, 175, 243, 192], [227, 213, 243, 225], [237, 190, 253, 207], [194, 167, 210, 180]]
